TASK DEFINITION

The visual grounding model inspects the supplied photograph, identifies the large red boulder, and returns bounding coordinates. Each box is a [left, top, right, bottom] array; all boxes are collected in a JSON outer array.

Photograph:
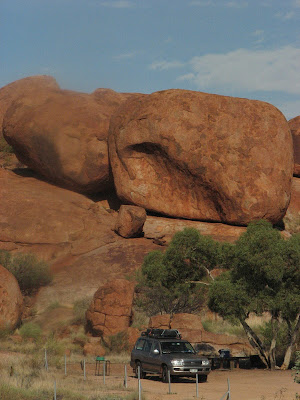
[[288, 116, 300, 176], [0, 264, 23, 330], [86, 279, 135, 336], [0, 75, 59, 132], [109, 89, 293, 225], [3, 87, 119, 193]]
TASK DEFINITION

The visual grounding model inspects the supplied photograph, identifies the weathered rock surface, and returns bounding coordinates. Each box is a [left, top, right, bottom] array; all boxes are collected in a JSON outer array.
[[0, 264, 23, 330], [3, 87, 121, 193], [170, 313, 204, 331], [144, 215, 246, 244], [109, 89, 293, 225], [86, 279, 135, 336], [0, 168, 116, 260], [0, 75, 59, 133], [288, 116, 300, 176], [115, 205, 147, 238], [283, 177, 300, 234]]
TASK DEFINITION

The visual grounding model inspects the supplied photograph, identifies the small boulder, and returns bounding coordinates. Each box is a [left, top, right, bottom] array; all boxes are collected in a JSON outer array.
[[115, 205, 147, 238], [86, 279, 135, 336], [148, 314, 171, 329], [0, 264, 23, 330], [288, 116, 300, 176]]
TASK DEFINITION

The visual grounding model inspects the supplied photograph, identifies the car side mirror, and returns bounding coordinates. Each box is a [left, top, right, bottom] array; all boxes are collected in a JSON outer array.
[[153, 349, 160, 354]]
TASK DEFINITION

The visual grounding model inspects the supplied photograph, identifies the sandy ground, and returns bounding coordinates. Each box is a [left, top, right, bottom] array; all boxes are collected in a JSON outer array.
[[93, 368, 299, 400]]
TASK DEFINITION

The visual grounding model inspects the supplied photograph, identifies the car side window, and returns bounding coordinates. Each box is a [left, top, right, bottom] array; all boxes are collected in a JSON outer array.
[[143, 340, 152, 353], [152, 341, 160, 353], [135, 339, 146, 351]]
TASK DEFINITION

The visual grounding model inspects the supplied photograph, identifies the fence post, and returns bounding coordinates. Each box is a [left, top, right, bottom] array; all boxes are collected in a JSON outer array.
[[44, 349, 48, 372], [168, 370, 171, 394], [64, 354, 67, 376], [138, 365, 142, 400], [54, 380, 57, 400], [227, 378, 231, 400], [83, 358, 86, 381], [103, 360, 106, 385], [124, 364, 128, 388], [196, 373, 199, 398]]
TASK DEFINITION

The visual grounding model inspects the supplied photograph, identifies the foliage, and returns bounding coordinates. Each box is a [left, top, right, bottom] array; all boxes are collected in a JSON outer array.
[[0, 136, 14, 153], [19, 323, 42, 341], [0, 250, 52, 295], [73, 297, 92, 324], [136, 228, 225, 315], [293, 351, 300, 383], [102, 331, 129, 354]]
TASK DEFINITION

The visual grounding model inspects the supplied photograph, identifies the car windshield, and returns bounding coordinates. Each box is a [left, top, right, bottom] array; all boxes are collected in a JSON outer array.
[[161, 341, 195, 354]]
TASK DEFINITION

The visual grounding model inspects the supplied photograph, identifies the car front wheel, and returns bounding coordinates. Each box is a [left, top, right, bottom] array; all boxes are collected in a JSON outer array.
[[161, 365, 170, 383]]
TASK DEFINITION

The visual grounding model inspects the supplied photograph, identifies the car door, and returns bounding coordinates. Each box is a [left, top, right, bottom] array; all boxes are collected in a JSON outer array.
[[147, 340, 162, 373]]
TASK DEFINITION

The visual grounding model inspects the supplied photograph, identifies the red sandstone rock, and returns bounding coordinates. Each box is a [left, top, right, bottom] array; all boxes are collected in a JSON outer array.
[[283, 177, 300, 234], [109, 89, 293, 225], [288, 116, 300, 176], [115, 205, 147, 238], [83, 342, 106, 356], [0, 264, 23, 330], [170, 313, 204, 331], [148, 314, 171, 329], [126, 327, 141, 348], [3, 87, 117, 193], [0, 75, 59, 133], [143, 215, 246, 244], [86, 279, 135, 336]]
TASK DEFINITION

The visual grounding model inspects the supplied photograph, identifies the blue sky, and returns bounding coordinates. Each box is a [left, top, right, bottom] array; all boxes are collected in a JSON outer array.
[[1, 0, 300, 119]]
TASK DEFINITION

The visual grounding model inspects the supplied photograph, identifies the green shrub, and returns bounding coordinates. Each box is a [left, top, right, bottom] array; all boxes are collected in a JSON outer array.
[[2, 251, 52, 295], [73, 297, 92, 324], [102, 331, 129, 354], [293, 351, 300, 383], [0, 136, 14, 153], [19, 322, 42, 341]]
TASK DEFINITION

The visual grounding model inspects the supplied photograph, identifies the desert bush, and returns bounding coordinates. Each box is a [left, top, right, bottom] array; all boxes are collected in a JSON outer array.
[[1, 251, 52, 295], [102, 331, 129, 354], [0, 136, 14, 153], [73, 297, 92, 324], [293, 351, 300, 383], [19, 322, 42, 341]]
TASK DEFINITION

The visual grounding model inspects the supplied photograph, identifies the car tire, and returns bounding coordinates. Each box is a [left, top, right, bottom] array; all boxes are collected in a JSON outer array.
[[199, 374, 207, 383], [135, 361, 146, 379], [161, 365, 170, 383]]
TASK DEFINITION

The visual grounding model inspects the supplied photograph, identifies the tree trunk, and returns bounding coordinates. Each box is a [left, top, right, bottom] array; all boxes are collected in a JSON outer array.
[[281, 313, 300, 370], [240, 318, 270, 368], [269, 314, 279, 370]]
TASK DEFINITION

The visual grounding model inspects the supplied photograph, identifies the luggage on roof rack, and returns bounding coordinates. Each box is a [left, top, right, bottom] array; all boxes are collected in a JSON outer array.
[[141, 328, 181, 339]]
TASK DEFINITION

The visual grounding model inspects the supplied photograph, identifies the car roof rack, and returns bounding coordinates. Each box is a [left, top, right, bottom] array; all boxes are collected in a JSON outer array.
[[141, 328, 182, 339]]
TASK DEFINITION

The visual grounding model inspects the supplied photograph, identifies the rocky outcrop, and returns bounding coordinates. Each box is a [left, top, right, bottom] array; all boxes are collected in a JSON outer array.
[[288, 116, 300, 176], [144, 215, 246, 244], [86, 279, 135, 336], [3, 87, 117, 194], [115, 205, 147, 238], [109, 89, 293, 225], [0, 264, 23, 330], [283, 177, 300, 234], [0, 75, 59, 133]]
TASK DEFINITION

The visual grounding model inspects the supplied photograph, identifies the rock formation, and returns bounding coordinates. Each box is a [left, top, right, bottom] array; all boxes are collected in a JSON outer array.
[[288, 116, 300, 177], [115, 205, 147, 238], [0, 264, 23, 330], [283, 177, 300, 234], [109, 89, 293, 225], [86, 279, 135, 336]]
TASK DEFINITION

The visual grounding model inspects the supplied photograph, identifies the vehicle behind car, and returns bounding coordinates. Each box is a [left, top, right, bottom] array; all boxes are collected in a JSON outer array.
[[130, 328, 211, 383]]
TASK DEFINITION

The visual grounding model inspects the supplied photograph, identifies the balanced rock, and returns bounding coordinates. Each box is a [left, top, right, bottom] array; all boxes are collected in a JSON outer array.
[[283, 177, 300, 234], [3, 87, 132, 193], [288, 116, 300, 176], [0, 264, 23, 330], [0, 75, 59, 132], [109, 89, 293, 225], [115, 205, 147, 238], [86, 279, 135, 336]]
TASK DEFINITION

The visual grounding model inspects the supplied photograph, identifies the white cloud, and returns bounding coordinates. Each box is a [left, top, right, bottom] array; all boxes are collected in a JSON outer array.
[[293, 0, 300, 7], [149, 60, 185, 71], [275, 11, 295, 20], [251, 29, 264, 37], [101, 1, 133, 8], [177, 46, 300, 95], [113, 51, 136, 60]]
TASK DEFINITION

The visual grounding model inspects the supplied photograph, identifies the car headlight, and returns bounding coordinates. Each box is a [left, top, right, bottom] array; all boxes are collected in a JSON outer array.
[[202, 360, 210, 366], [171, 359, 184, 366]]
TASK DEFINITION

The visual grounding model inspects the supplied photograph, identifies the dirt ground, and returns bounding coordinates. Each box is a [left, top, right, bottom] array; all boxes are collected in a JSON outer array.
[[102, 368, 299, 400]]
